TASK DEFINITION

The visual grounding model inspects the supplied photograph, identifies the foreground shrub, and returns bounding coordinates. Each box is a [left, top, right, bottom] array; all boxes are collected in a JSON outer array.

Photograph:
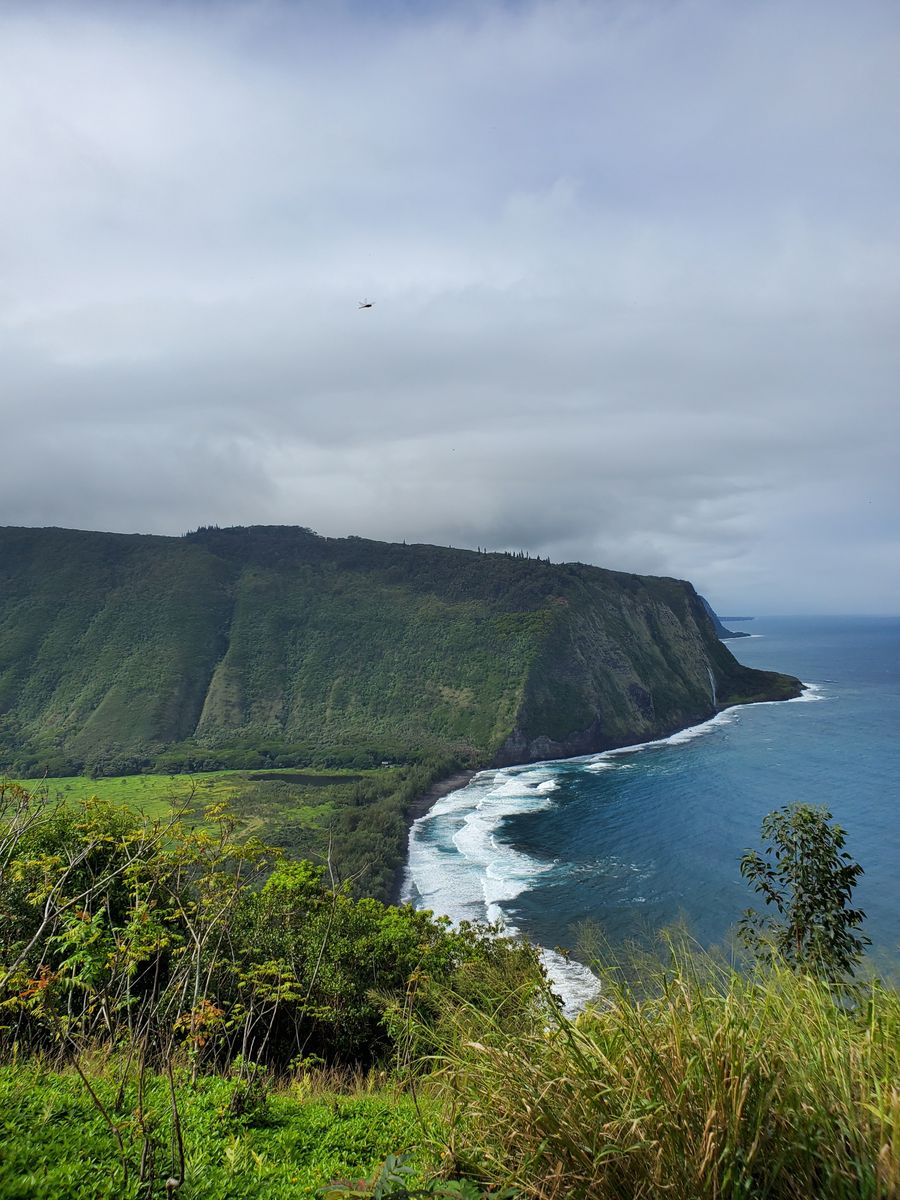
[[0, 785, 539, 1072], [740, 802, 870, 981]]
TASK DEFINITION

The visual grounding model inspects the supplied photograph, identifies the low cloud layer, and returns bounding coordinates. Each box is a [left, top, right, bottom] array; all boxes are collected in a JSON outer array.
[[2, 0, 898, 612]]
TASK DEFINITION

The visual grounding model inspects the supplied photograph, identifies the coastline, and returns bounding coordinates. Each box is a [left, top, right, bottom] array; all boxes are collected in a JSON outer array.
[[393, 675, 804, 907], [396, 683, 809, 903], [390, 768, 478, 904], [407, 768, 478, 823], [393, 672, 801, 912]]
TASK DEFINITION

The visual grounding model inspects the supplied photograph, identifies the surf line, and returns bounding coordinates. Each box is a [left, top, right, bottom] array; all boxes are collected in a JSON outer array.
[[402, 683, 819, 1013]]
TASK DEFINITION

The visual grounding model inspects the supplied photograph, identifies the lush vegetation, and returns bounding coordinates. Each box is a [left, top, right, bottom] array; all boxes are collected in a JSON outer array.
[[0, 1066, 429, 1200], [0, 784, 895, 1198], [3, 763, 461, 904], [0, 781, 538, 1196], [2, 962, 895, 1198], [0, 782, 536, 1071], [0, 524, 800, 778]]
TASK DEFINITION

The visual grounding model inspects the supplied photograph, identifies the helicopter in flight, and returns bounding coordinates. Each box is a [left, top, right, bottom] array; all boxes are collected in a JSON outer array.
[[358, 299, 374, 309]]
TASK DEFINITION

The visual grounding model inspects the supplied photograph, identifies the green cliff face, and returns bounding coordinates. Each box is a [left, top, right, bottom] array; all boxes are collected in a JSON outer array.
[[0, 525, 801, 774]]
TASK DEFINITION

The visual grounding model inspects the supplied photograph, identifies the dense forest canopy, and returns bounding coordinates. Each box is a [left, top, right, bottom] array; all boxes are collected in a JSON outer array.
[[0, 524, 800, 779]]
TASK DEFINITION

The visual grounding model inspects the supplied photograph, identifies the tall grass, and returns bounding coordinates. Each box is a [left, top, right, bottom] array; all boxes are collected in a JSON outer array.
[[424, 944, 899, 1199]]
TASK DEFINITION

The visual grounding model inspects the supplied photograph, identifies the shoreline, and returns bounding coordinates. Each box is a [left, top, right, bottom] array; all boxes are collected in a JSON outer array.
[[399, 686, 818, 1010], [395, 684, 809, 908], [390, 768, 478, 904], [407, 768, 478, 823]]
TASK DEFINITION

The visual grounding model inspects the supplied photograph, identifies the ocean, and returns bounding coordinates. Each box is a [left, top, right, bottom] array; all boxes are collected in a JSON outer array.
[[402, 616, 900, 1009]]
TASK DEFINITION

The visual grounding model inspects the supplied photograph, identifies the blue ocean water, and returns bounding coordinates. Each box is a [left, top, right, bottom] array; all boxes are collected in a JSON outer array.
[[403, 617, 900, 1003]]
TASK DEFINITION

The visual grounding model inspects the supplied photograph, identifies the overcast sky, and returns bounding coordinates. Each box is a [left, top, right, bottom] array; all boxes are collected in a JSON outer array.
[[1, 0, 898, 613]]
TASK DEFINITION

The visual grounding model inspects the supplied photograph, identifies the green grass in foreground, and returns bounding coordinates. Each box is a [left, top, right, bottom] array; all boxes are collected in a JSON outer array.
[[0, 1065, 430, 1200], [0, 953, 897, 1198]]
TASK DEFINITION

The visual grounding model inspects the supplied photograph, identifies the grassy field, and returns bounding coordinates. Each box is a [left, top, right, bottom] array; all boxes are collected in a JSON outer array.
[[8, 767, 376, 821], [9, 770, 248, 819], [3, 759, 450, 902], [4, 766, 414, 894]]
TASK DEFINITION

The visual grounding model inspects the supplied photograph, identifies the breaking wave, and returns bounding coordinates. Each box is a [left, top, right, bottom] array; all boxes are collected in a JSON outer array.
[[401, 698, 805, 1014], [402, 681, 828, 1013]]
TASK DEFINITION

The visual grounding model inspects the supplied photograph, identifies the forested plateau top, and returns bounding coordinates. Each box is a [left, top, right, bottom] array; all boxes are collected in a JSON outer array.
[[0, 524, 800, 779]]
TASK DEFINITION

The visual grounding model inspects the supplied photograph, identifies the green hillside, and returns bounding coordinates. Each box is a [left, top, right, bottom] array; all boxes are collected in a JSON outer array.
[[0, 524, 800, 777]]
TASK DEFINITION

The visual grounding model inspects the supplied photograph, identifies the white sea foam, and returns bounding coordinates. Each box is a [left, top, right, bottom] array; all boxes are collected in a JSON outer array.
[[793, 682, 826, 702], [539, 947, 603, 1016], [402, 766, 562, 922], [403, 688, 814, 1013], [735, 681, 826, 708], [579, 707, 740, 775], [403, 763, 609, 1013]]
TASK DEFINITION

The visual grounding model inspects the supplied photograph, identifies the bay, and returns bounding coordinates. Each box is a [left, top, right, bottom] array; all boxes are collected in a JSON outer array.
[[403, 616, 900, 999]]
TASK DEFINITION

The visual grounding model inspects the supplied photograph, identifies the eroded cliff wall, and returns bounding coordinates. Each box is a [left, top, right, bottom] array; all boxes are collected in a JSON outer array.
[[0, 525, 801, 774]]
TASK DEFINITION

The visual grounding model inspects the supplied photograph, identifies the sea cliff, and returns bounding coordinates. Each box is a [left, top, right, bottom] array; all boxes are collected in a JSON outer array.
[[0, 524, 801, 777]]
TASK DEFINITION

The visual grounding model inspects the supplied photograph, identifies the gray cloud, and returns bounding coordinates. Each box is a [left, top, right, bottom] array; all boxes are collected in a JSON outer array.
[[1, 0, 898, 613]]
